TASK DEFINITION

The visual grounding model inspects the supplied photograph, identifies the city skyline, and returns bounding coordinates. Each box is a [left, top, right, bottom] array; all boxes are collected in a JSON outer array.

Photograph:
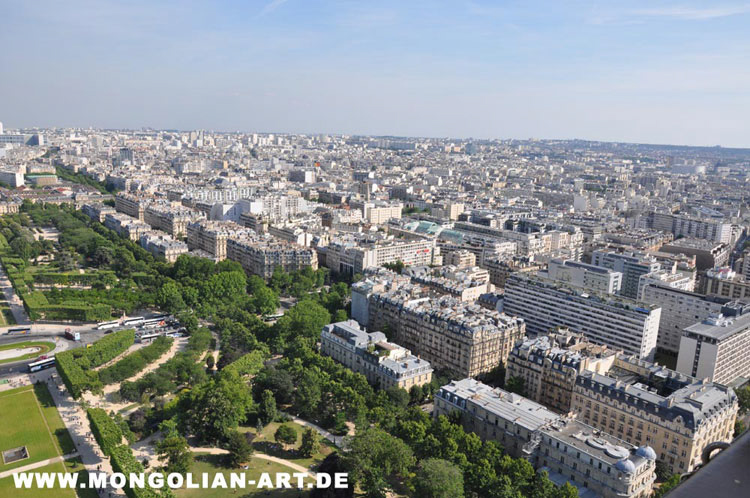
[[2, 0, 750, 148]]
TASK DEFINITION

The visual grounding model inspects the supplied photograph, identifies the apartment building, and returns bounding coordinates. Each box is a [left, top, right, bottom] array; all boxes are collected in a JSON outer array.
[[700, 268, 750, 300], [350, 200, 403, 224], [322, 237, 439, 276], [186, 220, 250, 261], [640, 284, 729, 354], [649, 212, 732, 244], [504, 274, 661, 360], [443, 249, 476, 267], [320, 320, 432, 390], [103, 213, 151, 241], [506, 331, 617, 414], [660, 238, 730, 271], [81, 202, 116, 223], [139, 232, 189, 263], [365, 289, 525, 377], [546, 259, 623, 294], [677, 303, 750, 385], [572, 362, 737, 474], [482, 257, 542, 288], [434, 379, 656, 498], [225, 235, 318, 279], [636, 269, 695, 301], [591, 250, 661, 299], [114, 192, 150, 221], [144, 204, 196, 238]]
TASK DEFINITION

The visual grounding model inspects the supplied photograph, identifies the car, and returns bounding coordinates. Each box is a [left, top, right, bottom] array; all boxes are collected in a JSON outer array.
[[38, 355, 48, 360]]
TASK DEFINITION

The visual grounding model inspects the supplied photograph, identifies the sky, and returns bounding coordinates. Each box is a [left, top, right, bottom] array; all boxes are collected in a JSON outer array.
[[1, 0, 749, 147]]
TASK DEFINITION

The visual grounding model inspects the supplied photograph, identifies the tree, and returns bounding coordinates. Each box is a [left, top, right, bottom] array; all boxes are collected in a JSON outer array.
[[225, 430, 253, 467], [385, 386, 410, 409], [182, 370, 254, 445], [205, 354, 215, 370], [409, 385, 424, 405], [299, 427, 321, 457], [654, 460, 672, 481], [156, 434, 192, 475], [156, 281, 186, 314], [504, 375, 526, 396], [654, 474, 681, 498], [252, 286, 280, 316], [413, 458, 464, 498], [274, 424, 298, 449], [736, 385, 750, 415], [294, 369, 323, 418], [259, 389, 278, 425], [344, 427, 415, 498]]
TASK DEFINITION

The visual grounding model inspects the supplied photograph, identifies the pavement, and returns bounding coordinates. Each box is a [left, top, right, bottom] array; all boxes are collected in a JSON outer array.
[[0, 453, 78, 479]]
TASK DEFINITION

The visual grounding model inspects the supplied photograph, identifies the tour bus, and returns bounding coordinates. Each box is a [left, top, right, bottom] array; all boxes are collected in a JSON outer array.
[[28, 357, 55, 373], [262, 313, 284, 322], [6, 326, 31, 335], [122, 316, 145, 327], [137, 331, 164, 344], [97, 320, 120, 330]]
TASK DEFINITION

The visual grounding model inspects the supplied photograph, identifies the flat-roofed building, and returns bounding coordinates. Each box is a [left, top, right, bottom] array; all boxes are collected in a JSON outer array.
[[591, 250, 661, 299], [660, 238, 730, 271], [640, 284, 729, 354], [504, 273, 661, 360], [700, 268, 750, 300], [320, 320, 432, 390], [81, 202, 116, 223], [546, 258, 623, 294], [677, 303, 750, 385]]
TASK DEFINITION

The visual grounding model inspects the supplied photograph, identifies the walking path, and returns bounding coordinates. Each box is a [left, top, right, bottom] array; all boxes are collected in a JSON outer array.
[[189, 447, 315, 475], [101, 336, 186, 395], [37, 370, 126, 496], [0, 453, 78, 479], [284, 413, 352, 449]]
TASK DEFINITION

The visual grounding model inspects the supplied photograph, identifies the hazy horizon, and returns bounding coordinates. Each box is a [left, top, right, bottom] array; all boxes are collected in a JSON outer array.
[[2, 0, 749, 148]]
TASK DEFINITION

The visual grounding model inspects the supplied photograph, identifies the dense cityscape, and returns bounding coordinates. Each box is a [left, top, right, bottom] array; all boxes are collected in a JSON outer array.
[[0, 123, 748, 497]]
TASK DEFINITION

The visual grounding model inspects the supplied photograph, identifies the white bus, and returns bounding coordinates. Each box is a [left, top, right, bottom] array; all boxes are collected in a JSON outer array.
[[28, 357, 55, 373], [97, 320, 120, 330], [123, 317, 145, 327]]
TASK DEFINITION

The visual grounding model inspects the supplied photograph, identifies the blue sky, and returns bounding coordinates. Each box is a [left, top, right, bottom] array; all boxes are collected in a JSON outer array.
[[1, 0, 749, 147]]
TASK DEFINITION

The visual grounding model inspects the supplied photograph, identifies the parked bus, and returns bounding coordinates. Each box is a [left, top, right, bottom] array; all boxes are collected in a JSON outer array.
[[262, 313, 284, 322], [6, 327, 31, 335], [137, 332, 164, 343], [97, 320, 120, 330], [122, 316, 145, 327], [28, 357, 55, 373]]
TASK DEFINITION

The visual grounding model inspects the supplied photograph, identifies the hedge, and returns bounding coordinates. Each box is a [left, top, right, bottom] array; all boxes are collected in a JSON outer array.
[[223, 350, 266, 377], [55, 351, 91, 399], [87, 408, 123, 456], [81, 328, 135, 368], [109, 445, 161, 498], [98, 336, 174, 385]]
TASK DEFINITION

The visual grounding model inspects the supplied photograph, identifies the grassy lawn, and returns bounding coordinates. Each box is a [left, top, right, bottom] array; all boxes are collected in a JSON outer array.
[[175, 453, 312, 498], [0, 302, 14, 326], [0, 341, 56, 365], [0, 385, 60, 472], [63, 457, 98, 498], [238, 421, 334, 471], [33, 383, 76, 455], [0, 460, 77, 498]]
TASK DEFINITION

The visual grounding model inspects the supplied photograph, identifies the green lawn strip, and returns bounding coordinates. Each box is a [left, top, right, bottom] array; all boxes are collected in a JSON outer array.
[[32, 383, 76, 455], [62, 457, 98, 498], [176, 453, 312, 498], [0, 389, 60, 472], [0, 460, 77, 498], [0, 341, 56, 365]]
